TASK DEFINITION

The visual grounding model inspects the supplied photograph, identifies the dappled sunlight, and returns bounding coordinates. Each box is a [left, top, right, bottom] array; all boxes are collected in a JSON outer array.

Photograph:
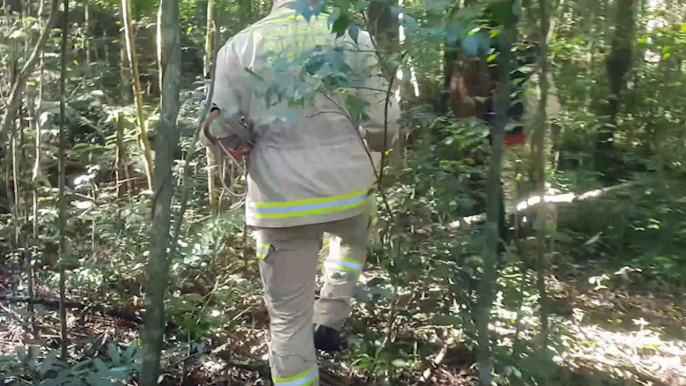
[[2, 0, 686, 385], [562, 321, 686, 385]]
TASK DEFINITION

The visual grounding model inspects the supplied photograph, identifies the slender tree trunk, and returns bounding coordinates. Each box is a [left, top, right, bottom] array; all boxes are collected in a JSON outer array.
[[140, 0, 181, 384], [28, 54, 43, 333], [58, 0, 69, 361], [238, 0, 252, 26], [0, 0, 58, 151], [29, 1, 46, 335], [120, 29, 131, 104], [476, 2, 515, 385], [535, 0, 550, 362], [121, 0, 154, 191], [116, 112, 132, 197], [205, 0, 217, 205], [11, 106, 20, 251], [84, 0, 91, 71]]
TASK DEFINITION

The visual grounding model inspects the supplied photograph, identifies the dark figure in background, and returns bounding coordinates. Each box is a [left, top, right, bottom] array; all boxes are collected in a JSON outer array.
[[446, 34, 538, 254]]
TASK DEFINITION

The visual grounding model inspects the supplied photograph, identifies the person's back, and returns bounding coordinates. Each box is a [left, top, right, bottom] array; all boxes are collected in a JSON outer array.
[[207, 1, 397, 228], [201, 1, 400, 385]]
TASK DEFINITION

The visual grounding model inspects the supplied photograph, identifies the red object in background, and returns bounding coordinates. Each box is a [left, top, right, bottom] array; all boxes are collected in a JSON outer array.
[[504, 131, 526, 146]]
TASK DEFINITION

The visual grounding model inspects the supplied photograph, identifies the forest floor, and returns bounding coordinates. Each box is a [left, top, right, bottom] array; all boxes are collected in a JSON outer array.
[[1, 259, 685, 386]]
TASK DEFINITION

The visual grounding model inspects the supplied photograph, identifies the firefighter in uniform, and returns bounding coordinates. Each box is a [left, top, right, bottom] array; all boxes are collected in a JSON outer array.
[[201, 1, 401, 385]]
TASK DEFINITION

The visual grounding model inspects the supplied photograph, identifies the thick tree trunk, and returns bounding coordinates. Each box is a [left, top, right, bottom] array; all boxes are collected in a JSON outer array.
[[367, 0, 403, 168], [367, 0, 399, 78], [121, 0, 154, 191], [475, 2, 515, 385], [139, 0, 181, 384], [594, 0, 637, 182]]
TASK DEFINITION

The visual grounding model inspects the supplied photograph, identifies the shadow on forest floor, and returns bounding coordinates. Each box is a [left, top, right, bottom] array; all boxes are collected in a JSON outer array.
[[1, 261, 685, 386]]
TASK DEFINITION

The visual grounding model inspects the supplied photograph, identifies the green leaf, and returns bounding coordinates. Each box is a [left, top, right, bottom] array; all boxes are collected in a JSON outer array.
[[108, 343, 121, 365], [93, 358, 109, 372], [391, 358, 410, 368], [311, 0, 325, 15], [348, 24, 359, 44], [462, 33, 490, 57], [681, 23, 686, 33], [331, 13, 351, 38], [512, 3, 523, 18], [327, 8, 340, 28], [583, 232, 602, 246], [391, 5, 405, 17], [345, 94, 368, 122], [294, 0, 314, 21], [38, 352, 58, 376], [401, 16, 418, 31]]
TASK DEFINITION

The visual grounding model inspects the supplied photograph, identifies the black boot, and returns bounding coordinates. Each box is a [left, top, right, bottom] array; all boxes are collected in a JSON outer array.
[[313, 324, 342, 354]]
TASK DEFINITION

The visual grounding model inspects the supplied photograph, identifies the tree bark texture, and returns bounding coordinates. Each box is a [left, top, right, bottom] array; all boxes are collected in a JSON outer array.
[[205, 0, 217, 205], [475, 3, 515, 385], [139, 0, 181, 384], [116, 112, 132, 197], [535, 0, 551, 363], [595, 0, 637, 181], [58, 0, 69, 361], [121, 0, 155, 191]]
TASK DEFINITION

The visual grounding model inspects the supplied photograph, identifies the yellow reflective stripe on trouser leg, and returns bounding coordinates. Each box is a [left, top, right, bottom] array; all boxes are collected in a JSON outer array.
[[256, 243, 270, 260], [274, 366, 319, 386], [250, 191, 369, 219], [325, 255, 364, 274]]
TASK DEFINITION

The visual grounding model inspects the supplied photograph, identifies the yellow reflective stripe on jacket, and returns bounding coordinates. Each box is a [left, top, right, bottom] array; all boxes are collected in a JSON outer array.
[[256, 243, 271, 260], [235, 10, 292, 38], [274, 366, 319, 386], [250, 191, 368, 219], [325, 256, 364, 273], [236, 9, 329, 39]]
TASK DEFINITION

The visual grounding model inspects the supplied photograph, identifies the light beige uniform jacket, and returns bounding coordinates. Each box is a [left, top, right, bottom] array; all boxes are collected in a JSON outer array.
[[201, 0, 400, 229]]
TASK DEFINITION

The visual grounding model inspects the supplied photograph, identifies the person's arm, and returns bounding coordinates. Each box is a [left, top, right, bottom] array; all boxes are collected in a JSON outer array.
[[199, 40, 254, 154], [353, 32, 401, 153]]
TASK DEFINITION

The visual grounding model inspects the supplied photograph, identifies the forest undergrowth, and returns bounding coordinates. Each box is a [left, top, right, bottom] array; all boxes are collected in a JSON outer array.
[[1, 104, 685, 384], [3, 0, 686, 385]]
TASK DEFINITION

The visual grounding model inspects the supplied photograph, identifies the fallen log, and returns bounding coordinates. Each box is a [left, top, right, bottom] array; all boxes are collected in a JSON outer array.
[[449, 182, 636, 230], [0, 294, 143, 324]]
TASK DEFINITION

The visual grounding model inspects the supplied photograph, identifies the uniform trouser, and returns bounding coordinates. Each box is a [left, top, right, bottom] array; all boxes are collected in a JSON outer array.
[[253, 213, 369, 386]]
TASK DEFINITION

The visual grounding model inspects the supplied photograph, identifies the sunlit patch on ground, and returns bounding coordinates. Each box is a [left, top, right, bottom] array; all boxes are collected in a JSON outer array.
[[561, 321, 686, 386]]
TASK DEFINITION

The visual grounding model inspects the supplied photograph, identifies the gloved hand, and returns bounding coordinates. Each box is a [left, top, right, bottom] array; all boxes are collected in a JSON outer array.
[[200, 98, 219, 113]]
